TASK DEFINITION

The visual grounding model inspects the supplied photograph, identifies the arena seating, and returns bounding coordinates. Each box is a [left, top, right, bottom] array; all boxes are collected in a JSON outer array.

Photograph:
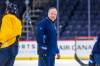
[[0, 0, 99, 40]]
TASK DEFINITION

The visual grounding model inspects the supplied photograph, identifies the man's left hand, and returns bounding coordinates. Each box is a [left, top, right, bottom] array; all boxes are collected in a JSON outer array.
[[56, 53, 60, 59]]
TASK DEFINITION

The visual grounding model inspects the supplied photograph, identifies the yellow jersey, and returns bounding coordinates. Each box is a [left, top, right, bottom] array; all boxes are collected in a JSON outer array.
[[0, 13, 22, 48]]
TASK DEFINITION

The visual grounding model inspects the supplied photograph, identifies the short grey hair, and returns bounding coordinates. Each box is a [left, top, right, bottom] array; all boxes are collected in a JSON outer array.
[[48, 7, 57, 12]]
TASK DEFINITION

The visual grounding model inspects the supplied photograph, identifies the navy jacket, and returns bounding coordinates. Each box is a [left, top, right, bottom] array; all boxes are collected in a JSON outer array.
[[36, 17, 59, 55], [92, 34, 100, 54]]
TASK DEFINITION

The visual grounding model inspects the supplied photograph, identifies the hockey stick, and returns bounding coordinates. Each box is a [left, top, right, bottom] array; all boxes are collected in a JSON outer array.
[[74, 37, 88, 66], [74, 53, 88, 66]]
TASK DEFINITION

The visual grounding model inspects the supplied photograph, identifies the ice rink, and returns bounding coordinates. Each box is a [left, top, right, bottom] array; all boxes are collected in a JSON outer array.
[[14, 60, 88, 66]]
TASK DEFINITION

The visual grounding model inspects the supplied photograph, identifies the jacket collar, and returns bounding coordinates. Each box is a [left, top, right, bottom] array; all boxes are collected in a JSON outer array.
[[46, 17, 55, 24]]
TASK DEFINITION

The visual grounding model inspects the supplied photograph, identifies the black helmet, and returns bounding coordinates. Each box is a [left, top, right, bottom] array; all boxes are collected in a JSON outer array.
[[6, 3, 18, 15]]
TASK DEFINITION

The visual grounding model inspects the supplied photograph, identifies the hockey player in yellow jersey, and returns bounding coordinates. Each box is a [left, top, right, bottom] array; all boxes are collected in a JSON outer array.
[[0, 3, 22, 66], [0, 12, 22, 48]]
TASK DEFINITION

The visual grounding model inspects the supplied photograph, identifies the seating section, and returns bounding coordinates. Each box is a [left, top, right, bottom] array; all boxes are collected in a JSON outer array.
[[0, 0, 99, 40]]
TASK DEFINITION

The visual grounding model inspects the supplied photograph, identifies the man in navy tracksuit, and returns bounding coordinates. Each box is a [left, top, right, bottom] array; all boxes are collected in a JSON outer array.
[[89, 34, 100, 66], [36, 7, 60, 66]]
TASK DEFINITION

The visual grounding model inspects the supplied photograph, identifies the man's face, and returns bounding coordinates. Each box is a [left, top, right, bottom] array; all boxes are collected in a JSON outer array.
[[48, 8, 57, 22]]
